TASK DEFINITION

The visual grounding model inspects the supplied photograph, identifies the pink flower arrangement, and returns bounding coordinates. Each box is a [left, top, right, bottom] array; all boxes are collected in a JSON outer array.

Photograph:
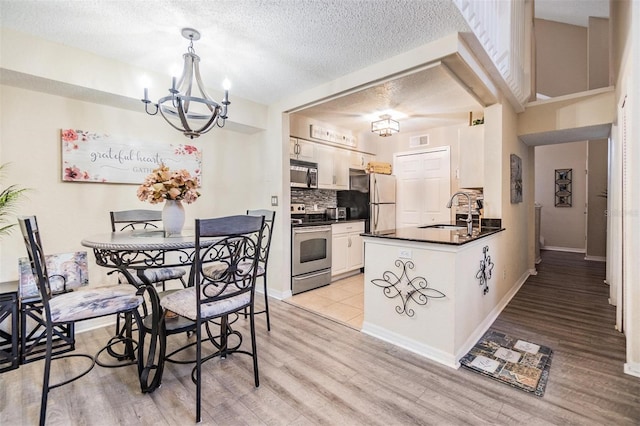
[[137, 164, 200, 204]]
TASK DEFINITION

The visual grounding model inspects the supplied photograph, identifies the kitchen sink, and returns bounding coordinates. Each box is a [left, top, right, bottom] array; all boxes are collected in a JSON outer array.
[[419, 224, 467, 230]]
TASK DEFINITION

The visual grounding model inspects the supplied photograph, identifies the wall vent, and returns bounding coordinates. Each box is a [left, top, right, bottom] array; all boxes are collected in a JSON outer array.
[[410, 134, 430, 147]]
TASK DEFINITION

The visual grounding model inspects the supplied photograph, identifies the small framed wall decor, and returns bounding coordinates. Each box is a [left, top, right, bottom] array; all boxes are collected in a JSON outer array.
[[510, 154, 523, 204], [555, 168, 572, 207]]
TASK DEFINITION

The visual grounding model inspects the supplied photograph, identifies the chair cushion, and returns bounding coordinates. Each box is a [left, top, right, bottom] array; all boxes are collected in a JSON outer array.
[[49, 285, 143, 323], [145, 267, 186, 281], [160, 286, 250, 321]]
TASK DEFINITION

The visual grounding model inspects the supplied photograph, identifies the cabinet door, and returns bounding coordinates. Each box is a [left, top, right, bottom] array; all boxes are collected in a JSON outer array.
[[297, 139, 316, 161], [331, 234, 349, 276], [350, 152, 375, 170], [334, 150, 349, 190], [458, 125, 484, 188], [315, 145, 335, 189], [289, 137, 299, 159], [347, 232, 364, 269]]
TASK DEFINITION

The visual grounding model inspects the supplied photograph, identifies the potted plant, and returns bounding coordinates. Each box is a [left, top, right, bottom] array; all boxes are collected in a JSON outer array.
[[0, 163, 29, 238]]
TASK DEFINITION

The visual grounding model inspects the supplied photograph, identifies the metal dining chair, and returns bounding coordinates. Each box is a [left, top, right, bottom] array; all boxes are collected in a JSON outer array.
[[109, 209, 187, 290], [18, 216, 144, 426], [245, 209, 275, 330], [159, 215, 264, 423]]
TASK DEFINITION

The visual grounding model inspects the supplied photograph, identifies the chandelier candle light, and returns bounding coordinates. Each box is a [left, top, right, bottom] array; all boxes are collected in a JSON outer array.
[[137, 164, 201, 236], [142, 28, 230, 139]]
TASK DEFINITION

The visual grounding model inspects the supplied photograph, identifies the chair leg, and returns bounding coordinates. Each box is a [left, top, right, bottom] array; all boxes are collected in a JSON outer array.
[[220, 315, 228, 359], [195, 319, 202, 423], [39, 325, 54, 426], [263, 276, 271, 331], [250, 304, 259, 388]]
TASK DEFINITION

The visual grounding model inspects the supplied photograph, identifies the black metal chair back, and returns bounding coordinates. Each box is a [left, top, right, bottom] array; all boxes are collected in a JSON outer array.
[[246, 209, 275, 271], [18, 217, 53, 315], [245, 209, 275, 330], [192, 215, 264, 314], [110, 209, 163, 231]]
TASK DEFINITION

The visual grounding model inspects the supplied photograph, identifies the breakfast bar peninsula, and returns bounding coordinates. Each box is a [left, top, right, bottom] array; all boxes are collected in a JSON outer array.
[[361, 224, 504, 368]]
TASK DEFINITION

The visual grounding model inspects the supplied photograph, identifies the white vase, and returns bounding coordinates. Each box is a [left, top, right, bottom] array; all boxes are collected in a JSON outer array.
[[162, 199, 185, 236]]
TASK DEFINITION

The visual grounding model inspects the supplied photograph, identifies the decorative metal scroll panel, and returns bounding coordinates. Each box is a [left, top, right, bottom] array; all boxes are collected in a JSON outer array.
[[475, 246, 494, 295], [370, 259, 446, 317]]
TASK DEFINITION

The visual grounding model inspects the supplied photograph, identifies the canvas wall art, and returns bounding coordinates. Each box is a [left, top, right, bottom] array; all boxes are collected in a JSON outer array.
[[61, 129, 202, 184]]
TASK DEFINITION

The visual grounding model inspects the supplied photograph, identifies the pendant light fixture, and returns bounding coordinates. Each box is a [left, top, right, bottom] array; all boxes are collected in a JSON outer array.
[[371, 114, 399, 137], [141, 28, 230, 139]]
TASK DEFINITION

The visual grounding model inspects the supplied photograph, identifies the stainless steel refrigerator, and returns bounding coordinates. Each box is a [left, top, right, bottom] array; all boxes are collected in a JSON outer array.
[[337, 170, 396, 233], [369, 173, 396, 233]]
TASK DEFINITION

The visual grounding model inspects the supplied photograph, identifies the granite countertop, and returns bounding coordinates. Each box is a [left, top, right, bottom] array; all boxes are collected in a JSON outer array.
[[362, 225, 505, 246]]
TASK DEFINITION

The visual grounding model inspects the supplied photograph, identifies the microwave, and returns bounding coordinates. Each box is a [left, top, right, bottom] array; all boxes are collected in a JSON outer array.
[[290, 159, 318, 189]]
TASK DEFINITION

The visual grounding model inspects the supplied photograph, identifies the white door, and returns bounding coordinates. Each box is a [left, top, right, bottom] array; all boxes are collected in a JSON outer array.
[[394, 147, 451, 229]]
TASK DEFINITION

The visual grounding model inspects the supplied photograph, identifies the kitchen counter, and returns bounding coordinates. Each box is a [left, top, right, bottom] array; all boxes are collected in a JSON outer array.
[[361, 225, 504, 369], [362, 225, 504, 245]]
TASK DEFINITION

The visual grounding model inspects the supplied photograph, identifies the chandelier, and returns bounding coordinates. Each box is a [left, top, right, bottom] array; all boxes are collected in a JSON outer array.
[[371, 114, 399, 137], [141, 28, 230, 139]]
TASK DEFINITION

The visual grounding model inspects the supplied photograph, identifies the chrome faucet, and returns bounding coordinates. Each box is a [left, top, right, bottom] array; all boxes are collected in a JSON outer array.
[[446, 192, 473, 236]]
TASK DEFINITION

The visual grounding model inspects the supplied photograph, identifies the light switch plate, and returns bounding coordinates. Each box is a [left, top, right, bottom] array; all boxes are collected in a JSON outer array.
[[270, 195, 278, 206]]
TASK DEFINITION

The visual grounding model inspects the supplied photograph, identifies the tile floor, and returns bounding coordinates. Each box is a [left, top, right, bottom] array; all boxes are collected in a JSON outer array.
[[285, 273, 364, 329]]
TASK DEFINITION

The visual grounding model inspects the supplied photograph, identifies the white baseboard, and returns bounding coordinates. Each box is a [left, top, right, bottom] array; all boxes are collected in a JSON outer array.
[[455, 269, 531, 362], [584, 255, 606, 262], [268, 287, 292, 300], [361, 321, 459, 369], [529, 268, 538, 276], [624, 362, 640, 378], [542, 246, 585, 254]]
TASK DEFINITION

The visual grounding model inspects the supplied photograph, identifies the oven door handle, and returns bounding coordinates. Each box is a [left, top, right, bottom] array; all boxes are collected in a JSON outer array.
[[294, 227, 331, 234], [297, 269, 331, 279]]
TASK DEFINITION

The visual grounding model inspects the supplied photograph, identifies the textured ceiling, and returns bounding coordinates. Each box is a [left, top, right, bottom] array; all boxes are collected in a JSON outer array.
[[0, 0, 469, 106], [295, 62, 483, 133], [0, 0, 609, 134]]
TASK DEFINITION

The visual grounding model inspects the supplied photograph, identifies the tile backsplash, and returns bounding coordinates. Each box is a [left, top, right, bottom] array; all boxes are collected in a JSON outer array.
[[291, 189, 337, 212]]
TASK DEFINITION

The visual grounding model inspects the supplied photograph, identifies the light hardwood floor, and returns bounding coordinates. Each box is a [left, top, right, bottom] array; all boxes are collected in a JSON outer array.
[[1, 250, 639, 425]]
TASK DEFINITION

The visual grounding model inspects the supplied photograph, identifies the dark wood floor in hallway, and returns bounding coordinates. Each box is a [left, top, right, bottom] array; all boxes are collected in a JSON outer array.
[[1, 250, 638, 425]]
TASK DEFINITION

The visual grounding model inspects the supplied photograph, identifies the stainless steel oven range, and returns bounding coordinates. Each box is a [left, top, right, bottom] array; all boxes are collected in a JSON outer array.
[[291, 225, 332, 294]]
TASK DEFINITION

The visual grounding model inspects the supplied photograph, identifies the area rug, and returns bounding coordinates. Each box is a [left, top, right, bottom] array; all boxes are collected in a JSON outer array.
[[459, 331, 553, 396]]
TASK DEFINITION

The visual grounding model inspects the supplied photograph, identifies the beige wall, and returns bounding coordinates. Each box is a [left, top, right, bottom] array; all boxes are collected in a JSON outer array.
[[586, 139, 608, 259], [0, 85, 267, 283], [534, 141, 587, 251], [588, 17, 610, 90], [535, 19, 588, 97]]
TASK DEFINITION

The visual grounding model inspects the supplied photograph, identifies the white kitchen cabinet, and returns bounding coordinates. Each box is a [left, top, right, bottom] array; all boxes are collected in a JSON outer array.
[[290, 137, 315, 161], [458, 125, 484, 188], [331, 221, 365, 277], [316, 145, 349, 190], [350, 152, 375, 170], [334, 150, 349, 189], [315, 144, 335, 188]]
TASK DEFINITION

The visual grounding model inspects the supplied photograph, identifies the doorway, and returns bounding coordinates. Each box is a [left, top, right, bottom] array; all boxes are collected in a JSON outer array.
[[394, 146, 451, 228]]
